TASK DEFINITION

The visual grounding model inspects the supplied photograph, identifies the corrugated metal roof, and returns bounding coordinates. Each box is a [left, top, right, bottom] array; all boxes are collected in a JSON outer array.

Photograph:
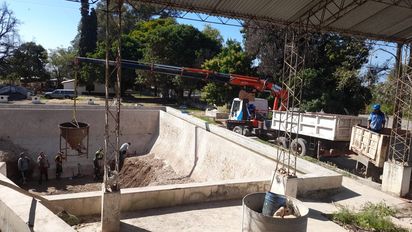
[[132, 0, 412, 42]]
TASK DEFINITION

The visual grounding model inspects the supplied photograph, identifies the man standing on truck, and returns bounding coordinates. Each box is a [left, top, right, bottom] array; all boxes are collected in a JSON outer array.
[[368, 104, 386, 133]]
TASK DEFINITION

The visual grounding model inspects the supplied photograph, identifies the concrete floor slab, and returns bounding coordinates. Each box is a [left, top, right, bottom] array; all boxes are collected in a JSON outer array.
[[75, 176, 412, 232], [76, 200, 345, 232]]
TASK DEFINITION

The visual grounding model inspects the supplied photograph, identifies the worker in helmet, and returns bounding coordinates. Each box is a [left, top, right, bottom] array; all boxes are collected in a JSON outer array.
[[54, 152, 64, 180], [367, 104, 386, 133], [93, 148, 103, 181]]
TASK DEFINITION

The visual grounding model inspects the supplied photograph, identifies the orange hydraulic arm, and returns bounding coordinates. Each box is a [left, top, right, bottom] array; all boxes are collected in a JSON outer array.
[[76, 57, 288, 110]]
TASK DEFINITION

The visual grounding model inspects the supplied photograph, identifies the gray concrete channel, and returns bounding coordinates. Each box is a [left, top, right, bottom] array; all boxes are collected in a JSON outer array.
[[0, 105, 342, 231]]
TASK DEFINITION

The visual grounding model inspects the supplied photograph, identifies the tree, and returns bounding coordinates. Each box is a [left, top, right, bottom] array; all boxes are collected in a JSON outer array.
[[0, 3, 19, 79], [131, 18, 221, 99], [89, 34, 143, 93], [201, 40, 255, 105], [7, 42, 49, 83], [77, 0, 97, 56], [202, 24, 224, 46], [94, 1, 178, 43], [48, 47, 76, 86], [244, 24, 372, 114]]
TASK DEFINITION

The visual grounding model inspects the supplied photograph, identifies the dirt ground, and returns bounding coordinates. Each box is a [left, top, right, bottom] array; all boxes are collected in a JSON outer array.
[[118, 153, 193, 188], [19, 154, 193, 196]]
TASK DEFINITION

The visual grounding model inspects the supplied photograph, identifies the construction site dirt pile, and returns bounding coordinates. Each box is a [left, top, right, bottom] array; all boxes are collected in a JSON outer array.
[[118, 154, 193, 188]]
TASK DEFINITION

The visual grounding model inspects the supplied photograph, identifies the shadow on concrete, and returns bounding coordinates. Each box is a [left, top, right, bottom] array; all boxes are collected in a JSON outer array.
[[121, 200, 241, 220], [20, 175, 100, 195], [301, 187, 361, 203], [307, 208, 330, 222], [327, 186, 361, 202], [120, 222, 150, 232], [321, 155, 358, 173], [28, 197, 37, 230]]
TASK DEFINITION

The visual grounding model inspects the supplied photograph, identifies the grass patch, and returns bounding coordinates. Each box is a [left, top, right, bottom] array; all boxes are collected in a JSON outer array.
[[192, 115, 217, 124], [331, 202, 407, 232]]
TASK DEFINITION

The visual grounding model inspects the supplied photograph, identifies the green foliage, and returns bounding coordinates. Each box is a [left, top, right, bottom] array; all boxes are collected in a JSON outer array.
[[331, 202, 407, 232], [369, 68, 398, 115], [201, 83, 227, 105], [131, 18, 221, 99], [200, 40, 254, 106], [48, 47, 76, 85], [94, 1, 177, 42], [78, 0, 97, 57], [244, 27, 371, 114], [298, 36, 372, 115], [86, 34, 142, 92], [7, 42, 49, 83], [202, 24, 224, 46]]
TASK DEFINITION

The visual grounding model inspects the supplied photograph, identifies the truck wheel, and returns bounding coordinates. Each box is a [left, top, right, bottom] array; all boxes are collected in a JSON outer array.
[[276, 137, 289, 148], [233, 126, 243, 135], [242, 127, 251, 136], [291, 138, 308, 156]]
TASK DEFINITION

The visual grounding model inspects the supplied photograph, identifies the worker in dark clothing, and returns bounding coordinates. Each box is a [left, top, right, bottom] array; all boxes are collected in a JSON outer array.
[[119, 142, 130, 171], [368, 104, 386, 133], [55, 152, 64, 179], [17, 152, 30, 184], [37, 152, 49, 185], [94, 148, 103, 181]]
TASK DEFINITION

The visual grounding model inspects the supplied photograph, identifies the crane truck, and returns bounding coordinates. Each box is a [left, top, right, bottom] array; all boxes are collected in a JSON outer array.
[[77, 57, 366, 156]]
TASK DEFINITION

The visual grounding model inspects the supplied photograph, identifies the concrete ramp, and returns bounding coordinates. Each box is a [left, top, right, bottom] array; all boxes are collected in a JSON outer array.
[[151, 109, 277, 181], [150, 107, 342, 195]]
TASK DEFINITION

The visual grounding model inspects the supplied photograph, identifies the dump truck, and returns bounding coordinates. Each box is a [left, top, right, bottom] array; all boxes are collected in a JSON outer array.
[[349, 125, 412, 181], [271, 111, 367, 156]]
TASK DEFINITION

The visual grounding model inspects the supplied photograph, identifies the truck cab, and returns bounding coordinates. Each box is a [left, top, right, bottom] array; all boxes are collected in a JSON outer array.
[[229, 98, 268, 121]]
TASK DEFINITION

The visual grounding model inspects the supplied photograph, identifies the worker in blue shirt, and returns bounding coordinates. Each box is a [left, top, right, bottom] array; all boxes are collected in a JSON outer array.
[[367, 104, 386, 133]]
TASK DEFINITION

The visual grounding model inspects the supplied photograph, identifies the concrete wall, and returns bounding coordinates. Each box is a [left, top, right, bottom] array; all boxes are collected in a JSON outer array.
[[0, 162, 75, 232], [151, 110, 277, 181], [152, 108, 342, 194], [0, 106, 159, 178], [46, 178, 270, 216]]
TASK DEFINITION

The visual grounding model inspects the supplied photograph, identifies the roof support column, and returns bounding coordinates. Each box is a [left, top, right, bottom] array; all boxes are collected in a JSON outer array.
[[102, 0, 123, 231], [383, 43, 412, 196], [274, 29, 306, 178]]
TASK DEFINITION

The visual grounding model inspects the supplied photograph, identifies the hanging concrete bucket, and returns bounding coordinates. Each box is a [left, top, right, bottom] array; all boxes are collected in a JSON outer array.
[[59, 122, 89, 151], [242, 192, 309, 232]]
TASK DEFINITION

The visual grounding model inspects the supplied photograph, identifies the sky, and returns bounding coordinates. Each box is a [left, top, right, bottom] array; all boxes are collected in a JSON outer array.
[[7, 0, 80, 50], [6, 0, 397, 75]]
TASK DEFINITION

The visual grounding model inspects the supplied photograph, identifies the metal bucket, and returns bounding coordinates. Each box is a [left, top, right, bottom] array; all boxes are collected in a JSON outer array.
[[59, 122, 89, 150], [242, 192, 309, 232], [262, 191, 287, 217]]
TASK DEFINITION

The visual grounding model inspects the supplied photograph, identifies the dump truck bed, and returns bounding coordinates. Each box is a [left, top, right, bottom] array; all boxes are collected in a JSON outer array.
[[349, 126, 391, 168], [271, 111, 367, 141]]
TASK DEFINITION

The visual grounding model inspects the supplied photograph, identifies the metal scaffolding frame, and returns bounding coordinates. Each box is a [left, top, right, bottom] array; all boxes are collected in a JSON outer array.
[[388, 44, 412, 166], [103, 0, 124, 191], [275, 29, 307, 176]]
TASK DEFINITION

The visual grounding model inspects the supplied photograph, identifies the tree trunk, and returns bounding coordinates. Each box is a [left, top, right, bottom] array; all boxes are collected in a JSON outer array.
[[188, 89, 193, 99]]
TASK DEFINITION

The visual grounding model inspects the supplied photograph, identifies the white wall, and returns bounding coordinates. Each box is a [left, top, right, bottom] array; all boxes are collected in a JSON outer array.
[[151, 110, 279, 181], [0, 107, 159, 178]]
